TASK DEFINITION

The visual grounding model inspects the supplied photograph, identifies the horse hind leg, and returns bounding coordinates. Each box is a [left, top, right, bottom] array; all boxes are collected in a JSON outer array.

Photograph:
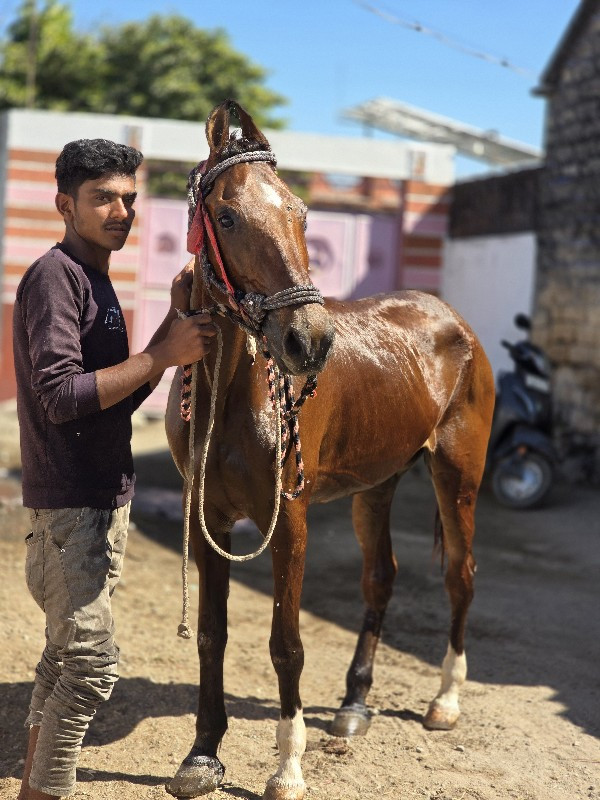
[[331, 475, 399, 737], [423, 419, 487, 731]]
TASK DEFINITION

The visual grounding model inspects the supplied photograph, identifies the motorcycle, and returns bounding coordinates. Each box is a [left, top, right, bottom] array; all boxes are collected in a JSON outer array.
[[487, 313, 556, 508]]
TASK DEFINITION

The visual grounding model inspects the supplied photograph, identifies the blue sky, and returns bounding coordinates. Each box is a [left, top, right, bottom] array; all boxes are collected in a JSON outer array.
[[0, 0, 580, 169]]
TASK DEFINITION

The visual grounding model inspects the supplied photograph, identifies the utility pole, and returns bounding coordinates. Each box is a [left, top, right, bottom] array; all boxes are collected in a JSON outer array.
[[25, 0, 39, 109]]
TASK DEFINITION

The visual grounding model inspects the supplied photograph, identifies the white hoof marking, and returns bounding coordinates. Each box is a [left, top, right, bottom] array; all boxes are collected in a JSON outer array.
[[430, 642, 467, 720], [265, 710, 306, 798]]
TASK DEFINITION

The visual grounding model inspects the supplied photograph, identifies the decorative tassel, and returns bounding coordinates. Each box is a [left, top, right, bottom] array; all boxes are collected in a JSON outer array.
[[177, 622, 193, 639]]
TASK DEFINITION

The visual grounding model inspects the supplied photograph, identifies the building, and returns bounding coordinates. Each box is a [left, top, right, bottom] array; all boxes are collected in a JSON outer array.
[[442, 166, 541, 380], [0, 108, 454, 411], [534, 0, 600, 479]]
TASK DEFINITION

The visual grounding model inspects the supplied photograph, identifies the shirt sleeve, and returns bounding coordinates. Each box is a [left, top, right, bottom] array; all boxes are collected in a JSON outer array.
[[19, 260, 101, 424], [131, 381, 152, 412]]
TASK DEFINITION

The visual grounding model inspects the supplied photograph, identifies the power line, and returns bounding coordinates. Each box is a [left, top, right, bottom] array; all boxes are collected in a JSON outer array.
[[355, 0, 537, 80]]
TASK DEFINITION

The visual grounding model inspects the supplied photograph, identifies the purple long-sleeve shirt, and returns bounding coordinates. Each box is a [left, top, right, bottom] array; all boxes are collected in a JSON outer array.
[[13, 244, 151, 509]]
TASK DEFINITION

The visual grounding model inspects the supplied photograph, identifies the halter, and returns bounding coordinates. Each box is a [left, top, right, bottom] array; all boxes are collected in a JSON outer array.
[[186, 150, 324, 333]]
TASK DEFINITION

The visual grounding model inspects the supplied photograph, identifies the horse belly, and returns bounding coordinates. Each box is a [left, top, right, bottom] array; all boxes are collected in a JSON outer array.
[[310, 409, 431, 503]]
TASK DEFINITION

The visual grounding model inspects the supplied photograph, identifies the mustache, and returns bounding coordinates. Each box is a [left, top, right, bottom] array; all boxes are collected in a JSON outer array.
[[104, 223, 131, 231]]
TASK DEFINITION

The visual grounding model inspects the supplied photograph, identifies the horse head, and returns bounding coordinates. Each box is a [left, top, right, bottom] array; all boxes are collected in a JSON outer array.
[[198, 100, 335, 376]]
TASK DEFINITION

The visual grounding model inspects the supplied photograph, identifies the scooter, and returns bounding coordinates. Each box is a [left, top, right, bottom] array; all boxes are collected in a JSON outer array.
[[487, 314, 556, 508]]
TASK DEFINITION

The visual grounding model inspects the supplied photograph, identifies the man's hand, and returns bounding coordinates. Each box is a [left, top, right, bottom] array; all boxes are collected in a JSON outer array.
[[171, 258, 195, 312], [96, 260, 215, 411], [96, 313, 216, 410], [156, 312, 217, 369]]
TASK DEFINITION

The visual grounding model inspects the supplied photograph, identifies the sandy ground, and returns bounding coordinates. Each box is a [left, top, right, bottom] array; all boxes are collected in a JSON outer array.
[[0, 405, 599, 800]]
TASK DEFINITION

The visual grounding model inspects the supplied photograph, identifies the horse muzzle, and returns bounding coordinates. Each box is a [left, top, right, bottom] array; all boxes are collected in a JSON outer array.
[[264, 303, 335, 376]]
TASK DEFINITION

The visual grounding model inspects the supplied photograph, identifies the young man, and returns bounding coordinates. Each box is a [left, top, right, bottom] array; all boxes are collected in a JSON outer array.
[[13, 138, 214, 800]]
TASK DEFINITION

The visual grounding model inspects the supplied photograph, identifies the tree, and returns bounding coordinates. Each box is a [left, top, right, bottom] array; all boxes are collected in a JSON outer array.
[[0, 1, 286, 128], [0, 1, 105, 111], [99, 15, 286, 129]]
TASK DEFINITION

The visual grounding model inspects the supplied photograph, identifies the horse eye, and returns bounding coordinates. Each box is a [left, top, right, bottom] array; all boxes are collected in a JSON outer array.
[[218, 214, 234, 229]]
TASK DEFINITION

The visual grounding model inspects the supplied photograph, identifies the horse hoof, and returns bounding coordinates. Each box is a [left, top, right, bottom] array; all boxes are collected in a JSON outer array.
[[329, 704, 372, 737], [165, 750, 225, 798], [263, 776, 306, 800], [423, 701, 460, 731]]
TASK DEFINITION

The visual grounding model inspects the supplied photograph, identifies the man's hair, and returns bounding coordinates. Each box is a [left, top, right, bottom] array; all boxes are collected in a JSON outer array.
[[55, 138, 143, 196]]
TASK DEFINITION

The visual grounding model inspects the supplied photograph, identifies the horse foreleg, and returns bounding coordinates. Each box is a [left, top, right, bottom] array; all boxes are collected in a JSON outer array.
[[423, 430, 485, 731], [331, 475, 399, 737], [263, 512, 308, 800], [166, 502, 231, 798]]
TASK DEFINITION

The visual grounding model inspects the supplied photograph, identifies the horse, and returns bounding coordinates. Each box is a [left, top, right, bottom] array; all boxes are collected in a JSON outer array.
[[164, 100, 495, 800]]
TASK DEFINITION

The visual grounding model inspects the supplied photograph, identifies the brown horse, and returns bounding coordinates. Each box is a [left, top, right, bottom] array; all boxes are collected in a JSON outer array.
[[165, 100, 494, 800]]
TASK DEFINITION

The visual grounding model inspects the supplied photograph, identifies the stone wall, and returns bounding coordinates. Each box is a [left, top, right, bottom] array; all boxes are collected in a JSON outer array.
[[535, 9, 600, 481], [449, 167, 540, 238]]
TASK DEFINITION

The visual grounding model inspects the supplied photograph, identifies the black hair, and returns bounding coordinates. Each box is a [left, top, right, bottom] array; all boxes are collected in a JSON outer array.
[[55, 138, 143, 196]]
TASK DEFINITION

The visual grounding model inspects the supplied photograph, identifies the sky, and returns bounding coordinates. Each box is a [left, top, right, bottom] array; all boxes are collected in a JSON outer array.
[[0, 0, 581, 174]]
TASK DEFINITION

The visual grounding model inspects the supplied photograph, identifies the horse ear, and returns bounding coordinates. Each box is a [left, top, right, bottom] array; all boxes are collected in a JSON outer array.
[[206, 102, 232, 155], [229, 101, 271, 149], [206, 99, 271, 156]]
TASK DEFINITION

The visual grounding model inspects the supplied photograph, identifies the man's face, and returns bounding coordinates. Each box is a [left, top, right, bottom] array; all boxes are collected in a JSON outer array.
[[59, 173, 137, 252]]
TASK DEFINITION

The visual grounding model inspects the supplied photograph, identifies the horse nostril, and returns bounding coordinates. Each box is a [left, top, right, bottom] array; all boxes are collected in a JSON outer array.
[[318, 329, 334, 362], [284, 328, 305, 360]]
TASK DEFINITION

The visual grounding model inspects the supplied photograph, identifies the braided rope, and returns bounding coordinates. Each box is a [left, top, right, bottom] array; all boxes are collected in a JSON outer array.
[[187, 151, 277, 227], [199, 247, 324, 331], [201, 150, 277, 197], [179, 322, 287, 639], [262, 342, 317, 499]]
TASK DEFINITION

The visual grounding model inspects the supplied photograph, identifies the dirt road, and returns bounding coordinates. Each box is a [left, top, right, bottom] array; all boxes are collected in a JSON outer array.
[[1, 412, 598, 800]]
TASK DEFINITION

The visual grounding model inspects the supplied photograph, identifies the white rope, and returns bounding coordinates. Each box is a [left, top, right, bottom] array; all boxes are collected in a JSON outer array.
[[177, 326, 285, 638]]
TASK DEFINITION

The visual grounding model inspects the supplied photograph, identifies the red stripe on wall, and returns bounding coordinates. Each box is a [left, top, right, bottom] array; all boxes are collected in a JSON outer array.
[[9, 148, 58, 164], [5, 225, 64, 240], [0, 303, 16, 401], [8, 166, 56, 182], [403, 235, 444, 249], [6, 206, 62, 222], [402, 254, 442, 268], [404, 199, 450, 214], [404, 181, 449, 197]]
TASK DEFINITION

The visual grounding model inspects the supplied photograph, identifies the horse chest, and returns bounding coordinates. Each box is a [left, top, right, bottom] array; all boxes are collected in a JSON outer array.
[[203, 408, 276, 512]]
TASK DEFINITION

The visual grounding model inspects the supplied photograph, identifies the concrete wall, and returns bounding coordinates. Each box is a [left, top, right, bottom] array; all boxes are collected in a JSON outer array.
[[442, 233, 536, 380]]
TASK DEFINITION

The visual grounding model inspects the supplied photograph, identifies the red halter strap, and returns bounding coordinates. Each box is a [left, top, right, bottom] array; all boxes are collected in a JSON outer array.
[[187, 167, 236, 296]]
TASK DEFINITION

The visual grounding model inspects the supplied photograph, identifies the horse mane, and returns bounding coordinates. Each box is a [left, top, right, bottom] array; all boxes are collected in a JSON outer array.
[[217, 135, 270, 162]]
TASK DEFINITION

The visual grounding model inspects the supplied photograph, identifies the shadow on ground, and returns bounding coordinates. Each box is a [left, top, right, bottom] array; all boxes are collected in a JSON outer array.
[[0, 675, 337, 782], [130, 445, 600, 741]]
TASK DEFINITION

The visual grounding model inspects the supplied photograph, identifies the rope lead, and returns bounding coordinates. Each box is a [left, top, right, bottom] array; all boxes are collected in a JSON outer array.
[[178, 328, 287, 637]]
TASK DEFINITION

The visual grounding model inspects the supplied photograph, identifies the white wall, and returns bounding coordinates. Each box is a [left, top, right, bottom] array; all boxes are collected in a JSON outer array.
[[442, 233, 536, 381], [2, 108, 455, 184]]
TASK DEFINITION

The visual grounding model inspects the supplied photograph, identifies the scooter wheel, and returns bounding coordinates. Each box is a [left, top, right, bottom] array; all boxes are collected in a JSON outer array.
[[492, 451, 553, 509]]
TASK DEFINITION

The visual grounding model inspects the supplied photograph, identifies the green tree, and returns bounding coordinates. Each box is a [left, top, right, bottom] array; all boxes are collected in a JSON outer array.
[[0, 0, 104, 111], [99, 15, 286, 128], [0, 1, 286, 128]]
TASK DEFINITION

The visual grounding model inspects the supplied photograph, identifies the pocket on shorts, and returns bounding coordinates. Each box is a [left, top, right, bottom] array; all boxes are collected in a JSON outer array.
[[48, 508, 85, 550], [25, 530, 45, 611]]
